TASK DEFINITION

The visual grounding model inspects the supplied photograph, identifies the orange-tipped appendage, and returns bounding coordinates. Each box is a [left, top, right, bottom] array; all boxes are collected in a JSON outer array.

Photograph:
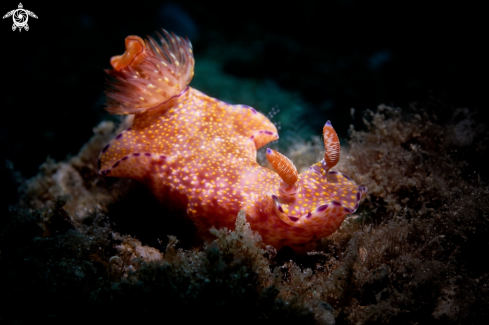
[[266, 148, 298, 186], [110, 36, 147, 71], [323, 120, 340, 170]]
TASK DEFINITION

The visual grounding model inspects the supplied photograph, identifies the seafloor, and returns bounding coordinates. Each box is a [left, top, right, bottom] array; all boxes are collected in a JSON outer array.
[[2, 103, 488, 324], [1, 1, 487, 324]]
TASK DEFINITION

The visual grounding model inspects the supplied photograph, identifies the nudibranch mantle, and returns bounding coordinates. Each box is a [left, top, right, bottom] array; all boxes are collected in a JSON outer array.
[[99, 30, 367, 250]]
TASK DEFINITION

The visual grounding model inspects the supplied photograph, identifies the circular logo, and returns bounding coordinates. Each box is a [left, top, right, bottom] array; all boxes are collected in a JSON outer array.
[[3, 3, 38, 32], [13, 9, 28, 28]]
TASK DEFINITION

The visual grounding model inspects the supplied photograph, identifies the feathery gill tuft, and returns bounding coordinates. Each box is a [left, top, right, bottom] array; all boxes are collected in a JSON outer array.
[[105, 30, 195, 115]]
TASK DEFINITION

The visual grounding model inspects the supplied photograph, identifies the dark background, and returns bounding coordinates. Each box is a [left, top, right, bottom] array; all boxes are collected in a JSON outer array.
[[0, 0, 484, 205]]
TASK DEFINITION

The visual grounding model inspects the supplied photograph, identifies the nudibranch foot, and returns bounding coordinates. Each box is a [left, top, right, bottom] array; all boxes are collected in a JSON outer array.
[[99, 29, 367, 251]]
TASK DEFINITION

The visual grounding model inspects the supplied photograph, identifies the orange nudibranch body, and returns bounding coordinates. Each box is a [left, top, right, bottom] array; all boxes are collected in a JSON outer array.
[[98, 30, 367, 250]]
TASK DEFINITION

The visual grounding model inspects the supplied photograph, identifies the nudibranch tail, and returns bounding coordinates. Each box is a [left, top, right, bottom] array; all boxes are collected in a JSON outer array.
[[105, 29, 195, 115]]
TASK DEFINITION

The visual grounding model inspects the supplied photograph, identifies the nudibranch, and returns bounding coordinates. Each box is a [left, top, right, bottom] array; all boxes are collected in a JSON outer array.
[[99, 30, 367, 250]]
